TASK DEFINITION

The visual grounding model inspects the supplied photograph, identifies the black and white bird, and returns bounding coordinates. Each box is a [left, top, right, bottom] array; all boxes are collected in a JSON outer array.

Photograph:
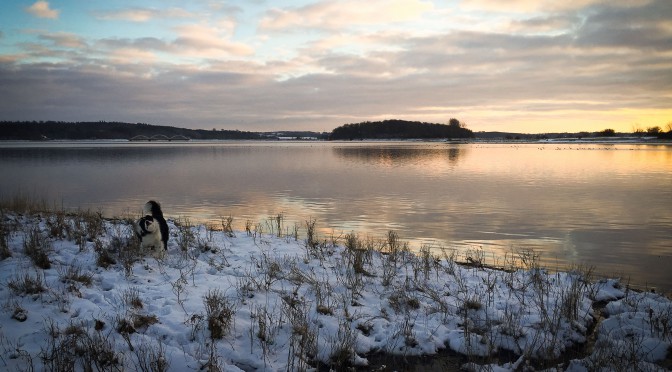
[[134, 200, 169, 258]]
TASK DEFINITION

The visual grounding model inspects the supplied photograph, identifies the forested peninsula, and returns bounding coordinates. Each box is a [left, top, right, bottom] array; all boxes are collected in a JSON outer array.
[[329, 119, 474, 140]]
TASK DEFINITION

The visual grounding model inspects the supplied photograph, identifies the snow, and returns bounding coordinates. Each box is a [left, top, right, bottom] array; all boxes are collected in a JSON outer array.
[[0, 212, 669, 371]]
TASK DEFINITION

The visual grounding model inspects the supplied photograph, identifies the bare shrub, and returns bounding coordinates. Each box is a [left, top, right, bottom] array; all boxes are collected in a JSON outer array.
[[132, 337, 170, 372], [463, 297, 483, 311], [311, 280, 336, 317], [8, 269, 46, 296], [116, 316, 137, 351], [290, 222, 299, 242], [107, 229, 141, 277], [79, 209, 106, 241], [233, 275, 256, 306], [303, 220, 337, 262], [245, 219, 253, 236], [269, 213, 283, 237], [329, 318, 358, 367], [385, 230, 399, 255], [46, 210, 70, 239], [220, 215, 234, 238], [132, 313, 159, 331], [393, 315, 418, 349], [115, 313, 158, 351], [58, 264, 93, 288], [69, 209, 105, 251], [252, 305, 277, 363], [440, 248, 458, 276], [40, 319, 122, 371], [197, 224, 217, 253], [388, 290, 421, 314], [11, 303, 28, 322], [283, 297, 318, 371], [560, 273, 588, 322], [92, 237, 116, 269], [251, 252, 284, 291], [40, 319, 78, 371], [305, 218, 318, 252], [53, 283, 73, 314], [171, 277, 189, 312], [499, 303, 524, 339], [380, 231, 409, 286], [122, 287, 144, 309], [380, 251, 398, 287], [343, 232, 371, 277], [0, 212, 11, 260], [23, 226, 51, 269], [203, 289, 235, 340], [186, 313, 205, 342], [175, 217, 196, 252], [463, 247, 487, 268], [415, 244, 434, 281], [517, 249, 541, 271]]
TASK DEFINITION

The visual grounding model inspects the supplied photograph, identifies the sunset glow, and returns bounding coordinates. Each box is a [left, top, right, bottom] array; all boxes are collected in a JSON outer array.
[[1, 0, 670, 133]]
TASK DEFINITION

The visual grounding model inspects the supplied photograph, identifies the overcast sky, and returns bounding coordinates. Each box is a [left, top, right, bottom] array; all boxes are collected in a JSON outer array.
[[1, 0, 670, 133]]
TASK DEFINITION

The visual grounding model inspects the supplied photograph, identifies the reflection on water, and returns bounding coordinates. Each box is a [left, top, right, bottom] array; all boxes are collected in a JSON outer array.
[[334, 145, 464, 167], [1, 141, 670, 291]]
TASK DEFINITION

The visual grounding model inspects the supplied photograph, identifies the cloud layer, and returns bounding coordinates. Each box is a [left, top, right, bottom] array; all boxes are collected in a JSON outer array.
[[2, 0, 670, 132]]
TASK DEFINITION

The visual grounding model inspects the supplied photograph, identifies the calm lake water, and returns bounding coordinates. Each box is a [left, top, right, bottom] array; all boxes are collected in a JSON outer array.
[[1, 141, 671, 291]]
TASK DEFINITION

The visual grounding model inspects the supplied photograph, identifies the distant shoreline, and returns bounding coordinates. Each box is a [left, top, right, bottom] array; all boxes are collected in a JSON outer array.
[[0, 137, 670, 145], [3, 120, 671, 142]]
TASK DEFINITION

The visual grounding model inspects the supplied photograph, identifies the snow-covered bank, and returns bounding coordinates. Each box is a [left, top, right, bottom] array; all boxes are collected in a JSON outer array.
[[0, 211, 669, 371]]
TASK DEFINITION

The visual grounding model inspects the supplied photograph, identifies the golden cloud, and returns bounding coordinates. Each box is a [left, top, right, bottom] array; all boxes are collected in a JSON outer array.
[[26, 1, 59, 19]]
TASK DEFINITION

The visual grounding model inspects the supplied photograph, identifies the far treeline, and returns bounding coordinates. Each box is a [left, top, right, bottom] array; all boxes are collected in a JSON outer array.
[[0, 121, 264, 141], [1, 119, 473, 141], [2, 119, 670, 141], [329, 119, 473, 140]]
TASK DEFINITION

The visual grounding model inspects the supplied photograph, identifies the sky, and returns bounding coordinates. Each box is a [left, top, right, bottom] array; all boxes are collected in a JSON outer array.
[[0, 0, 670, 133]]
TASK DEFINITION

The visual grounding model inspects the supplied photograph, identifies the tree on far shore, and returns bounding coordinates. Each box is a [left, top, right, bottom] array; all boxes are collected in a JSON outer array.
[[597, 128, 615, 137], [647, 126, 661, 135]]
